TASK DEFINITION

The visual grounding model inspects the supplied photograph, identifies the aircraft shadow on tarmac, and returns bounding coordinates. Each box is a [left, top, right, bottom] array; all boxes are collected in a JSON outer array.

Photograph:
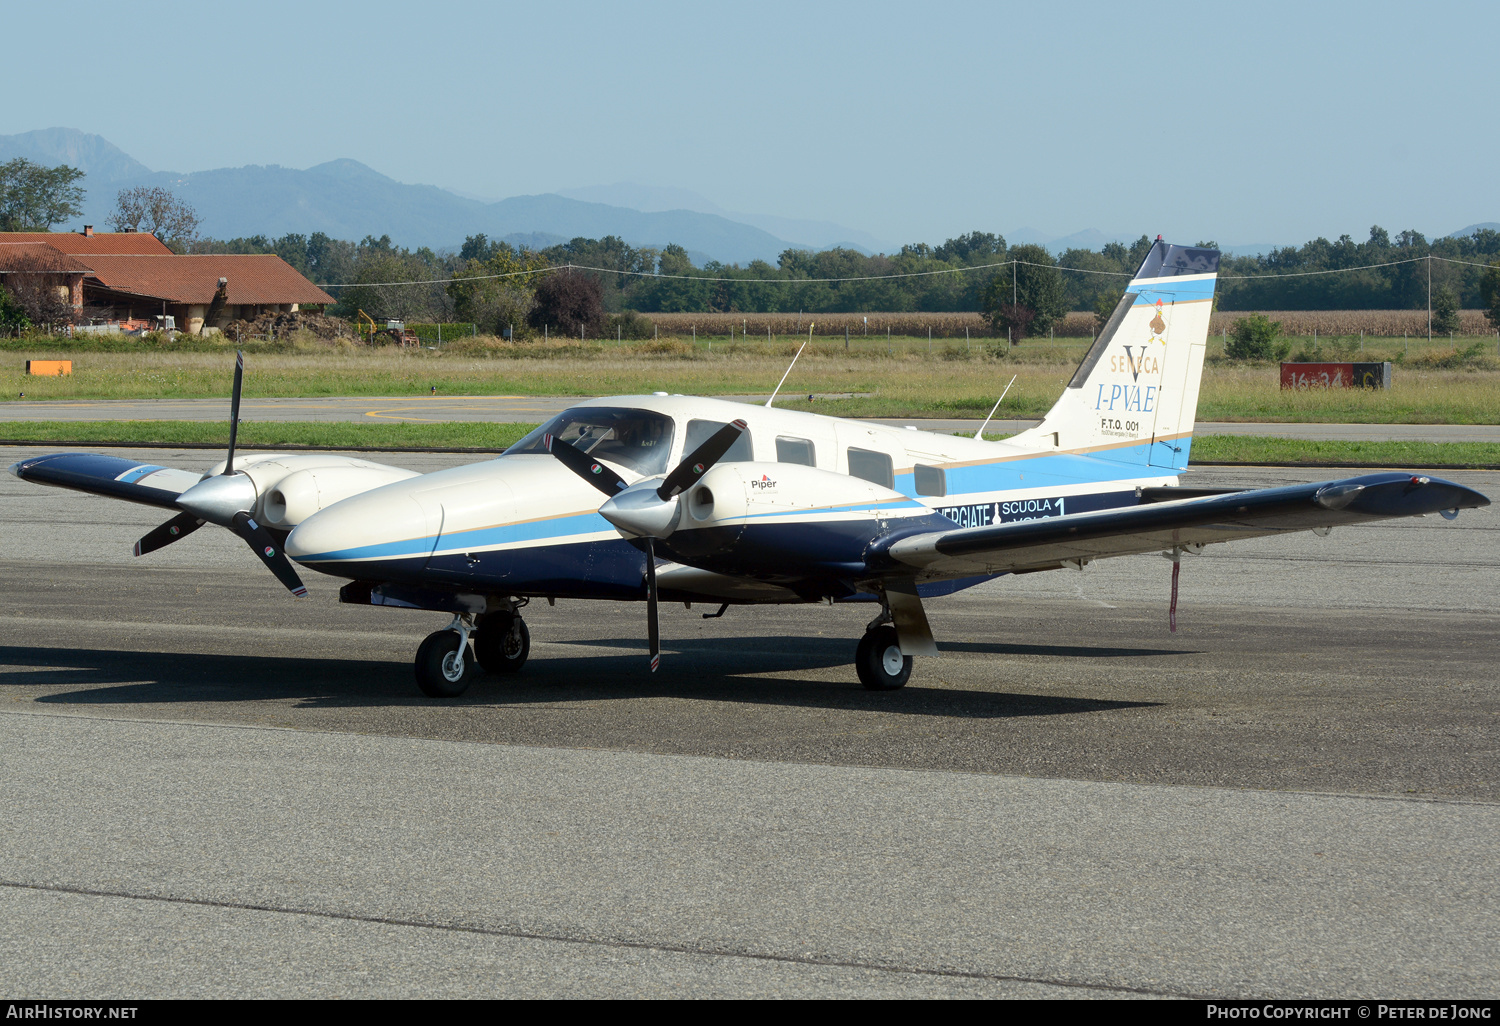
[[1, 637, 1168, 720]]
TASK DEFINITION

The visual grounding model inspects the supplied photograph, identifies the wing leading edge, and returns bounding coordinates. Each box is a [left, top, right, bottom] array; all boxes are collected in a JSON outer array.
[[880, 473, 1489, 577], [10, 452, 203, 510]]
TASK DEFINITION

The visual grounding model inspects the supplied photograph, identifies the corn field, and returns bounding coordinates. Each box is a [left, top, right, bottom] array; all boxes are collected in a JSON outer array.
[[648, 311, 1098, 338], [1209, 310, 1496, 337], [648, 309, 1498, 340]]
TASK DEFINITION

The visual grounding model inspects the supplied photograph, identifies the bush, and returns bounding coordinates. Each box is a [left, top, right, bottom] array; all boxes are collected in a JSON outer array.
[[528, 269, 606, 339], [1483, 262, 1500, 331], [1431, 284, 1460, 335], [606, 309, 656, 340], [1225, 313, 1286, 361]]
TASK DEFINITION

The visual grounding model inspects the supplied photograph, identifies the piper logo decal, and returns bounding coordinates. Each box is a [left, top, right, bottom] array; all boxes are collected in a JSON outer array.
[[750, 474, 776, 490]]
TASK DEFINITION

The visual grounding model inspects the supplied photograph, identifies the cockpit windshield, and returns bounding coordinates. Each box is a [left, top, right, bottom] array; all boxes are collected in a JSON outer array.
[[503, 407, 676, 476]]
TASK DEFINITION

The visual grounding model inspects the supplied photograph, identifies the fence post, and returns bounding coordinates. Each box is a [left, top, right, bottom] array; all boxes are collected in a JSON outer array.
[[928, 326, 931, 353], [966, 326, 970, 353], [887, 326, 891, 355], [845, 326, 849, 351], [438, 323, 442, 345]]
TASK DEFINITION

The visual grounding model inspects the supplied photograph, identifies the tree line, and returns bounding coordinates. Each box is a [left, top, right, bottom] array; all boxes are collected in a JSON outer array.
[[4, 156, 1500, 337]]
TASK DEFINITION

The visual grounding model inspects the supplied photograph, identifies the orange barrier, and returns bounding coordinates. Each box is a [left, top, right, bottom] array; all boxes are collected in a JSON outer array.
[[25, 360, 72, 376]]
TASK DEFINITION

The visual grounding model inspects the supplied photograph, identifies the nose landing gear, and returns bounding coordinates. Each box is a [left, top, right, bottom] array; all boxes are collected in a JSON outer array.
[[414, 606, 532, 698], [415, 614, 477, 698]]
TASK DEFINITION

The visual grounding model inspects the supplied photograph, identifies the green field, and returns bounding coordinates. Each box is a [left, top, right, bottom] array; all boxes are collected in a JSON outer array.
[[3, 420, 1495, 467], [4, 335, 1499, 423]]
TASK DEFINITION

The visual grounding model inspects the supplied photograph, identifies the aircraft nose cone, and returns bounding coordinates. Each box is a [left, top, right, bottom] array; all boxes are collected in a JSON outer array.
[[598, 482, 680, 538], [175, 472, 256, 526]]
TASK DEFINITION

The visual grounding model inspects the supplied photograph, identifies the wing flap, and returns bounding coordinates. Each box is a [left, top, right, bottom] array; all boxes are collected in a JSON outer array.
[[885, 473, 1489, 576], [10, 452, 203, 511]]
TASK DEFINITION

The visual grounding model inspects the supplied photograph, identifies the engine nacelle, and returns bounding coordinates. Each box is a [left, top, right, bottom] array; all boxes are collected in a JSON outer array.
[[233, 456, 420, 528], [663, 461, 916, 574]]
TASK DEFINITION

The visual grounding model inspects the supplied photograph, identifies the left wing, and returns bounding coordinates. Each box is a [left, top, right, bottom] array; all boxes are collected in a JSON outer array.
[[880, 473, 1489, 576], [11, 452, 203, 510]]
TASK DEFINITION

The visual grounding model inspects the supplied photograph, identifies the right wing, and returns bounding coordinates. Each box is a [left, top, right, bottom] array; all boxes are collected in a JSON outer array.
[[882, 472, 1489, 576]]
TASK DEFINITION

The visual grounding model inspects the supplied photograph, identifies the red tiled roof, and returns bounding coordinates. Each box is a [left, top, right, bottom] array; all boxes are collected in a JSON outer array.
[[0, 231, 173, 256], [0, 243, 91, 274], [80, 255, 336, 305]]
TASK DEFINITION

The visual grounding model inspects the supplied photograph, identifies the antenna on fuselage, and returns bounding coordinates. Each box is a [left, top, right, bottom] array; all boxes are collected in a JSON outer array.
[[974, 374, 1017, 439], [765, 324, 812, 408]]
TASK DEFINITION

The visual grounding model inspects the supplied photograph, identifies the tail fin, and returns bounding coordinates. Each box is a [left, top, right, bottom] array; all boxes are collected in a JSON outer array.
[[1010, 240, 1219, 472]]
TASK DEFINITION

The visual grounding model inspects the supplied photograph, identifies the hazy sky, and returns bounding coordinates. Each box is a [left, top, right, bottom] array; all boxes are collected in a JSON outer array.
[[7, 0, 1495, 248]]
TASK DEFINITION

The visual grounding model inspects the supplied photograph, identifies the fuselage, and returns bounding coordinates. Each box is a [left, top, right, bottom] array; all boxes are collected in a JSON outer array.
[[284, 394, 1185, 605]]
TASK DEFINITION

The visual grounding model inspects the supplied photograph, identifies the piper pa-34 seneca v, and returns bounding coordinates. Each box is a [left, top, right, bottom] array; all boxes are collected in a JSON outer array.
[[13, 240, 1490, 696]]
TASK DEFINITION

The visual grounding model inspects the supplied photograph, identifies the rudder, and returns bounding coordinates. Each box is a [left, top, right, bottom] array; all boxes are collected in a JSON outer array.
[[1009, 240, 1219, 471]]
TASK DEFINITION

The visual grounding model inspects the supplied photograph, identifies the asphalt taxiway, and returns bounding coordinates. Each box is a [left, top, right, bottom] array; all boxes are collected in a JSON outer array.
[[1, 446, 1496, 997]]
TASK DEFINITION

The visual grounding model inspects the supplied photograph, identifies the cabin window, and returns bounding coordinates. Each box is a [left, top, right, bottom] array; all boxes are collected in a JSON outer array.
[[914, 464, 946, 497], [503, 407, 675, 475], [775, 436, 816, 466], [685, 419, 755, 462], [846, 447, 894, 489]]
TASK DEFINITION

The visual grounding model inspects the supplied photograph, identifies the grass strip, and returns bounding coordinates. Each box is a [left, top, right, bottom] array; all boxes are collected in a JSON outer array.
[[2, 421, 1496, 468], [1188, 435, 1500, 467], [0, 420, 537, 451]]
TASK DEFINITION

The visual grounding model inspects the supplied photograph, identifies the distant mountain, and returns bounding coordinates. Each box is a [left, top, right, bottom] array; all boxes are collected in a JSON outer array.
[[4, 131, 818, 264], [0, 127, 153, 184], [73, 161, 803, 264], [1449, 222, 1500, 238], [557, 181, 890, 254]]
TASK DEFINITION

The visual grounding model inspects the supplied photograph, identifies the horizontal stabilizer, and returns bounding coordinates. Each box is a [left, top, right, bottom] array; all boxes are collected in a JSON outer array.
[[882, 473, 1489, 576], [10, 453, 203, 510]]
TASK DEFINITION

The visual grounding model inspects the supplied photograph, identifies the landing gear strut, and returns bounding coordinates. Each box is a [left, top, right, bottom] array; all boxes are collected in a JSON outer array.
[[415, 614, 476, 698], [855, 607, 912, 691], [414, 607, 532, 698]]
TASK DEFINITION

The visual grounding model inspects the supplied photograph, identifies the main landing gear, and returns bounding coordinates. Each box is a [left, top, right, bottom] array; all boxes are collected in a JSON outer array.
[[414, 608, 530, 698], [855, 610, 913, 691]]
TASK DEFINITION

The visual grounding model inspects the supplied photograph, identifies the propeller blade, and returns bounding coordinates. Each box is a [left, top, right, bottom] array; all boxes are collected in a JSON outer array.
[[230, 511, 308, 598], [657, 419, 746, 500], [644, 536, 660, 673], [546, 433, 629, 495], [133, 511, 206, 556], [225, 350, 244, 476]]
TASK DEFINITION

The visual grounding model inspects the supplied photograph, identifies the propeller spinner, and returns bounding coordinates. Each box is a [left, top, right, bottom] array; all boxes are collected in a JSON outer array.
[[134, 351, 308, 598], [547, 419, 746, 671]]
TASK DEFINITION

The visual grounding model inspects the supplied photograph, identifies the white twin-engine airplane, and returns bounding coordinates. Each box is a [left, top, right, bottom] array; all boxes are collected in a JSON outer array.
[[13, 241, 1490, 696]]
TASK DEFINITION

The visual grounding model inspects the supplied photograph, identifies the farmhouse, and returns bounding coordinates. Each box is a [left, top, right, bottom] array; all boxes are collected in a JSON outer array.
[[0, 227, 334, 334]]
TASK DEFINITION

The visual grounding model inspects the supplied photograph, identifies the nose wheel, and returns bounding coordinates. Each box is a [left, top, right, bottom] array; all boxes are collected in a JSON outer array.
[[855, 624, 912, 690], [415, 619, 476, 698]]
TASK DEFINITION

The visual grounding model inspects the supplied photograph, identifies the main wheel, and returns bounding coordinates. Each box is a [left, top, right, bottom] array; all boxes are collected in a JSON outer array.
[[415, 629, 475, 697], [855, 624, 912, 690], [474, 612, 530, 674]]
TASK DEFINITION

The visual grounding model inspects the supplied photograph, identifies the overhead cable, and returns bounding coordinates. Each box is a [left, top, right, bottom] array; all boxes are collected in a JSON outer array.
[[317, 253, 1495, 289]]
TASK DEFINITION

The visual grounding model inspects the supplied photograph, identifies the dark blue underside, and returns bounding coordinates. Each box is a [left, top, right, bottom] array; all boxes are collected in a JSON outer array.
[[308, 490, 1144, 605]]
